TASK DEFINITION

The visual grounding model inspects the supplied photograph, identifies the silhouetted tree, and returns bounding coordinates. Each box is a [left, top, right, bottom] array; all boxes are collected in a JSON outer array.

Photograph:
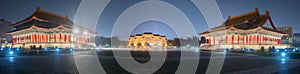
[[200, 36, 206, 44]]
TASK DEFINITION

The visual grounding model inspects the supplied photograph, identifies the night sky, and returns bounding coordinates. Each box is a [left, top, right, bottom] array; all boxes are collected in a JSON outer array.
[[0, 0, 299, 40]]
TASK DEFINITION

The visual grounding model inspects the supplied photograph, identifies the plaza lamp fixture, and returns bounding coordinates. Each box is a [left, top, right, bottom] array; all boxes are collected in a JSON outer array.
[[55, 48, 60, 51], [9, 51, 14, 55], [69, 48, 73, 51], [281, 52, 286, 57]]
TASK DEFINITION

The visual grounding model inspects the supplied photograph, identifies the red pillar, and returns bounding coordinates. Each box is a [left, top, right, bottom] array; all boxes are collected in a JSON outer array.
[[232, 35, 234, 44], [60, 34, 62, 42], [32, 34, 34, 42], [31, 34, 34, 42], [54, 34, 56, 42], [225, 36, 228, 43], [67, 35, 69, 42], [16, 36, 18, 43], [41, 34, 43, 43], [39, 34, 41, 42], [64, 34, 67, 42], [34, 34, 36, 42], [249, 35, 252, 44], [36, 34, 38, 42], [206, 39, 209, 44], [207, 39, 210, 45], [246, 36, 248, 44], [38, 34, 40, 43], [209, 39, 211, 44], [40, 34, 42, 42], [256, 35, 259, 44], [44, 34, 46, 42], [243, 36, 245, 44], [35, 34, 37, 42], [47, 35, 49, 43], [259, 35, 261, 43], [262, 36, 264, 43], [45, 34, 47, 43], [244, 36, 246, 44], [33, 34, 35, 42], [272, 37, 274, 44], [279, 39, 282, 44], [238, 35, 240, 44], [69, 35, 71, 42], [254, 35, 256, 44], [29, 35, 31, 43], [43, 34, 45, 42], [252, 35, 254, 44], [18, 36, 19, 43], [26, 35, 28, 42], [276, 39, 278, 44]]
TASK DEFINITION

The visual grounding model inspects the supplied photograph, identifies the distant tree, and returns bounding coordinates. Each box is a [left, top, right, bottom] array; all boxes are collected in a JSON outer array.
[[167, 40, 174, 46], [291, 43, 300, 47], [200, 36, 206, 44], [173, 38, 181, 48], [95, 36, 100, 47]]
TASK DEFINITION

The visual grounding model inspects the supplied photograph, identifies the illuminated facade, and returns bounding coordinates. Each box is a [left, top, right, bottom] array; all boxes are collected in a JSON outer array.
[[7, 7, 96, 48], [199, 8, 289, 50], [128, 32, 167, 48]]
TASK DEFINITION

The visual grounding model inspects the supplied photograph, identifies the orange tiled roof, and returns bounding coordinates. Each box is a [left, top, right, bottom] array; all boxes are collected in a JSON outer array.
[[10, 7, 73, 27], [199, 8, 285, 35]]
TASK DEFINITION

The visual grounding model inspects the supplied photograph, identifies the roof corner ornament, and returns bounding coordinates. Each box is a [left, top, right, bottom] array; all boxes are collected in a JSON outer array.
[[36, 6, 41, 11], [227, 16, 231, 20], [31, 25, 37, 28], [255, 8, 259, 12], [65, 15, 68, 18], [265, 10, 270, 16]]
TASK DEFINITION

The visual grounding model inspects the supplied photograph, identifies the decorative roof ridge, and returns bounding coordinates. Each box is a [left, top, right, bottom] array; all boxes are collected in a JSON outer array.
[[7, 25, 47, 34], [259, 27, 286, 34], [227, 8, 259, 21], [135, 34, 143, 36], [35, 8, 71, 20], [9, 16, 34, 26], [56, 25, 65, 28], [10, 7, 72, 26], [143, 32, 153, 34], [31, 25, 37, 28], [32, 16, 48, 22]]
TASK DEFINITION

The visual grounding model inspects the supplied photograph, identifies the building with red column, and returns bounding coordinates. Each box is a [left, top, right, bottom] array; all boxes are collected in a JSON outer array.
[[6, 7, 96, 49], [199, 8, 289, 50]]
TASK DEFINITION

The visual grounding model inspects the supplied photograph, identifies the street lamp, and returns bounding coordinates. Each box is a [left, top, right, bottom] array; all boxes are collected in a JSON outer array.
[[9, 51, 14, 55], [281, 52, 286, 57], [55, 48, 60, 51]]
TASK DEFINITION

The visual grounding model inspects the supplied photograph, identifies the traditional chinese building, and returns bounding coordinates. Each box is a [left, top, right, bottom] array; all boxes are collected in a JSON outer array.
[[128, 32, 167, 49], [7, 7, 96, 49], [199, 8, 289, 50]]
